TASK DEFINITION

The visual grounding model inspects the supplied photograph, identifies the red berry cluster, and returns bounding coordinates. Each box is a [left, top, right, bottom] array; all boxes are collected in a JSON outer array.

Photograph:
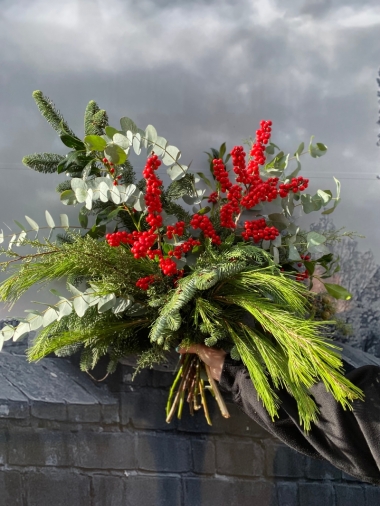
[[249, 120, 272, 172], [106, 231, 132, 247], [296, 270, 309, 282], [278, 177, 309, 198], [212, 159, 232, 192], [231, 146, 252, 185], [159, 257, 178, 276], [131, 231, 157, 259], [166, 221, 185, 239], [143, 154, 163, 230], [168, 238, 201, 259], [208, 191, 219, 204], [241, 218, 279, 243], [240, 177, 279, 209], [190, 214, 221, 245], [102, 157, 122, 186], [220, 184, 242, 229], [136, 275, 156, 290]]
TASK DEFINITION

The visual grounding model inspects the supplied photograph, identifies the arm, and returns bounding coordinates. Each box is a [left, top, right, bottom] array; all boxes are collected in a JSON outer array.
[[180, 345, 380, 485]]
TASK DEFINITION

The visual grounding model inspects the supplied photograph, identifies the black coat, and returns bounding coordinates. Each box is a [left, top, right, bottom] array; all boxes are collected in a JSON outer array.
[[219, 358, 380, 485]]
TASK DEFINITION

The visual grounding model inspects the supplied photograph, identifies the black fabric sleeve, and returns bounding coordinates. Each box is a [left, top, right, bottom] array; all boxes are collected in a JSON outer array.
[[219, 357, 380, 485]]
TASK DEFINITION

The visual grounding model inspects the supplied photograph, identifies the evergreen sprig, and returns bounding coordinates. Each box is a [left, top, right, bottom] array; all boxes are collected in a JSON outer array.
[[22, 153, 65, 174], [32, 90, 77, 137]]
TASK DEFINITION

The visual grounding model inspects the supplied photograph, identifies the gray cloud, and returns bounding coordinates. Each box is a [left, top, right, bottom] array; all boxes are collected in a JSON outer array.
[[0, 0, 379, 315]]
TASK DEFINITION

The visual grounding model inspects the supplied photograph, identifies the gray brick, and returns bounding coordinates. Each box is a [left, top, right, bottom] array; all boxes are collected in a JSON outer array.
[[0, 369, 29, 419], [276, 481, 298, 506], [8, 429, 73, 466], [73, 431, 135, 469], [67, 402, 101, 423], [0, 470, 23, 506], [0, 431, 7, 464], [232, 480, 275, 506], [184, 477, 234, 505], [31, 400, 67, 421], [364, 484, 380, 505], [266, 444, 305, 478], [121, 390, 176, 430], [192, 439, 215, 474], [299, 483, 334, 506], [216, 439, 264, 477], [137, 433, 191, 472], [342, 471, 361, 481], [126, 476, 181, 506], [335, 484, 365, 505], [102, 403, 120, 424], [92, 475, 125, 506], [305, 456, 341, 480], [26, 469, 91, 506]]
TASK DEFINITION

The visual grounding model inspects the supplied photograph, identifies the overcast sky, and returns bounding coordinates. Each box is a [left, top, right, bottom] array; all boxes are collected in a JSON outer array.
[[0, 0, 379, 316]]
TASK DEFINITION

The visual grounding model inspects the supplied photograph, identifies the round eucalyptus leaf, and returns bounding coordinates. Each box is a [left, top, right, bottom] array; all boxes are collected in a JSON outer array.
[[75, 188, 88, 203], [99, 182, 110, 202], [120, 116, 138, 134], [27, 314, 44, 331], [133, 192, 146, 212], [45, 210, 55, 228], [60, 190, 77, 206], [113, 133, 130, 150], [105, 144, 127, 165], [85, 189, 93, 210], [73, 296, 89, 317], [71, 178, 87, 191], [13, 322, 31, 341], [132, 133, 141, 155], [145, 124, 157, 147], [98, 293, 116, 313], [152, 136, 167, 157], [57, 300, 73, 320], [109, 185, 121, 204], [167, 164, 187, 181], [162, 145, 181, 166], [42, 307, 59, 327], [0, 325, 15, 341]]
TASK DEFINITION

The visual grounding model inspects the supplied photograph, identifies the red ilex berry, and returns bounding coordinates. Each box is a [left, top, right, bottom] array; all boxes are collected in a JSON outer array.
[[208, 191, 219, 204], [241, 218, 279, 243], [190, 214, 221, 245], [296, 270, 309, 282], [102, 157, 108, 163], [212, 158, 232, 193], [117, 175, 122, 180], [110, 168, 115, 174], [143, 154, 163, 231], [136, 275, 156, 290], [113, 181, 118, 186], [278, 177, 309, 198], [166, 221, 185, 240], [159, 257, 178, 276], [249, 120, 272, 169]]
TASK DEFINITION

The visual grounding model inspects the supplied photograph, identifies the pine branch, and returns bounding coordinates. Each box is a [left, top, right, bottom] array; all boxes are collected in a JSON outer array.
[[90, 109, 109, 135], [22, 153, 65, 174], [32, 90, 77, 137]]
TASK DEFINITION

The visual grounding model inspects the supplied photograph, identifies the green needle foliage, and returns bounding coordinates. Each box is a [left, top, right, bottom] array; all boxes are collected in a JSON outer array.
[[0, 91, 362, 431]]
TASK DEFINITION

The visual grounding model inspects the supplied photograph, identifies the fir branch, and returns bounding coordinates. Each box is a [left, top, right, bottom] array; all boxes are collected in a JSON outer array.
[[84, 100, 100, 135], [22, 153, 65, 174], [32, 90, 77, 137], [55, 180, 72, 193]]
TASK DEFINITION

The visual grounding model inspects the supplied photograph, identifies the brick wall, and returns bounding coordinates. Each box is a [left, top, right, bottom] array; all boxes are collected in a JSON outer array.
[[0, 330, 379, 505]]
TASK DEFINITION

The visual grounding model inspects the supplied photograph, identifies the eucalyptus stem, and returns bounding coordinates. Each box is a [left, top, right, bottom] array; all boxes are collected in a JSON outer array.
[[199, 378, 212, 426], [205, 363, 230, 419]]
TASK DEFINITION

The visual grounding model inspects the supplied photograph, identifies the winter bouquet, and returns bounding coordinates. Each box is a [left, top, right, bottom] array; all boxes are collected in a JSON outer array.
[[0, 91, 363, 430]]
